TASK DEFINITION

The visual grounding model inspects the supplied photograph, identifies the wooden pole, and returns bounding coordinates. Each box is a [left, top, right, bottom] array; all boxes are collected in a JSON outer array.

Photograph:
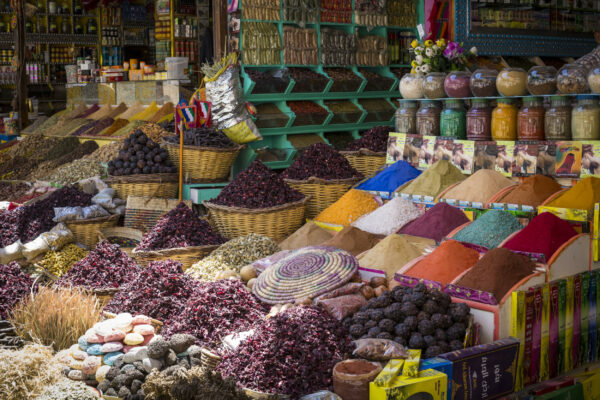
[[14, 0, 28, 131], [212, 0, 227, 59]]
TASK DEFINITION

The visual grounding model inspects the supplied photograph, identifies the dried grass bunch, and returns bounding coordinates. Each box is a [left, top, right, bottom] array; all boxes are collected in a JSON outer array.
[[0, 343, 62, 400], [9, 286, 102, 351]]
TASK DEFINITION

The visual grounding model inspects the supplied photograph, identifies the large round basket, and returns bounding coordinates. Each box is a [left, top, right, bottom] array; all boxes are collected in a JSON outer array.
[[200, 348, 222, 372], [341, 149, 387, 177], [104, 173, 178, 199], [163, 141, 244, 182], [66, 214, 120, 248], [203, 197, 308, 241], [98, 227, 144, 255], [131, 245, 219, 271], [284, 177, 360, 219]]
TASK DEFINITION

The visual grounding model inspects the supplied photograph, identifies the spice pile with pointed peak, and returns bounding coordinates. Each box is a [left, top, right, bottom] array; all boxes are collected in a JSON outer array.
[[397, 160, 466, 198], [282, 143, 363, 180]]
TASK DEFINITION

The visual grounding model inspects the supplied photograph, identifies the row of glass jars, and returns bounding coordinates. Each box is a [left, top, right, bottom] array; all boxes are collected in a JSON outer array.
[[399, 64, 600, 100], [394, 95, 600, 141]]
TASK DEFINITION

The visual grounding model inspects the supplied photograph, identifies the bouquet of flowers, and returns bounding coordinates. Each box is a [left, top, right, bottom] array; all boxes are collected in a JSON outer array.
[[410, 39, 477, 75]]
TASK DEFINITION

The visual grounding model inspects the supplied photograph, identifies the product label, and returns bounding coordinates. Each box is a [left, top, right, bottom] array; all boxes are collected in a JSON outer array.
[[580, 141, 600, 178], [555, 141, 582, 178], [512, 141, 538, 177], [419, 135, 437, 169], [524, 289, 535, 386], [531, 286, 543, 384], [495, 141, 514, 177], [452, 140, 475, 174], [386, 132, 406, 164], [549, 282, 560, 378]]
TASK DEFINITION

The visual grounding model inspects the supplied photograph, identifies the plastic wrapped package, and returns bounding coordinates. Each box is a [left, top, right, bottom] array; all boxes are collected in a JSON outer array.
[[0, 240, 23, 264], [316, 293, 367, 320], [92, 188, 117, 209], [352, 338, 409, 361], [82, 204, 110, 219], [300, 391, 342, 400], [251, 250, 293, 274], [41, 223, 74, 251], [22, 235, 50, 260], [53, 206, 84, 222]]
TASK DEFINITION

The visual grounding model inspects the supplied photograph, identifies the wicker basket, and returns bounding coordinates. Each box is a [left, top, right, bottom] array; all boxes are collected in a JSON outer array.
[[200, 348, 222, 372], [132, 245, 219, 270], [98, 227, 144, 255], [284, 177, 360, 219], [163, 141, 244, 182], [83, 288, 120, 308], [102, 311, 163, 333], [66, 214, 120, 248], [341, 149, 387, 177], [104, 173, 178, 199], [204, 198, 308, 241]]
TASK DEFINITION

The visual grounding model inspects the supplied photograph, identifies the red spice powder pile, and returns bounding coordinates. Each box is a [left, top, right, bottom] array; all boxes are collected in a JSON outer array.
[[398, 202, 469, 242], [456, 248, 537, 302], [405, 240, 480, 284], [502, 212, 577, 261]]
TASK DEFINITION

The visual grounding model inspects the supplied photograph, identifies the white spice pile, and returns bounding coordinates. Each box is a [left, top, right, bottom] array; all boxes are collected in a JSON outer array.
[[352, 197, 423, 235]]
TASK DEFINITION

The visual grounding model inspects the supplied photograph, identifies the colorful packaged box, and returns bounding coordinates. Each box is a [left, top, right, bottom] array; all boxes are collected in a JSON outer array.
[[420, 357, 453, 400], [439, 337, 520, 400], [370, 368, 447, 400], [534, 382, 584, 399], [571, 369, 600, 400]]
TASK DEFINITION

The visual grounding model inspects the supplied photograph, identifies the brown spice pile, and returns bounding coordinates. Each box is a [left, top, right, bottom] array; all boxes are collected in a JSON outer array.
[[136, 123, 172, 143], [322, 226, 380, 256], [500, 175, 562, 207], [279, 222, 334, 250], [85, 141, 122, 163]]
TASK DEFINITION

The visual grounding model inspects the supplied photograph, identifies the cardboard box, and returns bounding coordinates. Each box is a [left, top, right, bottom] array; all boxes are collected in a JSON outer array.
[[571, 369, 600, 400], [439, 337, 519, 400], [420, 357, 453, 400], [370, 368, 447, 400]]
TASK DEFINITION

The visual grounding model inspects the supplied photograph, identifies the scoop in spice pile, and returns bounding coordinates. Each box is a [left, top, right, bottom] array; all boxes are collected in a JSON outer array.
[[210, 161, 304, 209], [218, 306, 352, 398], [107, 130, 176, 176], [343, 283, 470, 358], [135, 203, 226, 251], [56, 241, 141, 290], [345, 125, 393, 152], [282, 143, 363, 180]]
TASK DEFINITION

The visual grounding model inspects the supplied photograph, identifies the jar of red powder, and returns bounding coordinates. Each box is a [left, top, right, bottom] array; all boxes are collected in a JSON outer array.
[[467, 99, 492, 140], [444, 71, 472, 98], [517, 96, 545, 140]]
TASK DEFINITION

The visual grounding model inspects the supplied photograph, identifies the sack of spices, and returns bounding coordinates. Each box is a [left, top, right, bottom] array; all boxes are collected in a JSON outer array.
[[0, 240, 23, 264], [53, 206, 84, 222], [41, 223, 74, 251]]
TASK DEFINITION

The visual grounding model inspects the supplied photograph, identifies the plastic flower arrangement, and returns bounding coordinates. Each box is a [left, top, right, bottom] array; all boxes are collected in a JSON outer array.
[[410, 38, 476, 75]]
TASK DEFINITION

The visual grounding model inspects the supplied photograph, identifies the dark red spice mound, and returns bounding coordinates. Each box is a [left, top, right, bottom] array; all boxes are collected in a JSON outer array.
[[163, 279, 266, 350], [56, 241, 141, 290], [211, 161, 304, 209], [0, 261, 37, 319], [345, 125, 393, 153], [282, 143, 363, 180], [104, 259, 200, 322], [136, 203, 226, 251], [502, 212, 578, 261], [398, 202, 470, 242], [0, 186, 93, 246], [218, 306, 353, 398]]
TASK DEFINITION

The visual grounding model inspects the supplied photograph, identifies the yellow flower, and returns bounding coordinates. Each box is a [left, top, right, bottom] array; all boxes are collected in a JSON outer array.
[[411, 69, 416, 74], [411, 40, 419, 49], [436, 39, 446, 47], [424, 40, 433, 47], [411, 60, 417, 68]]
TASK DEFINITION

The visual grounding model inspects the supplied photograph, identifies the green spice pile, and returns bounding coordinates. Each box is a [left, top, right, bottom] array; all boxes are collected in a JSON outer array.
[[42, 159, 105, 185], [38, 244, 89, 277], [37, 379, 99, 400], [453, 210, 523, 249], [398, 160, 466, 198], [186, 234, 280, 281], [144, 367, 251, 400]]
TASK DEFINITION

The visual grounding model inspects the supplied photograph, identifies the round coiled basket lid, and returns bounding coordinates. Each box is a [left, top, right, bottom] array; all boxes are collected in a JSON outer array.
[[252, 246, 358, 304]]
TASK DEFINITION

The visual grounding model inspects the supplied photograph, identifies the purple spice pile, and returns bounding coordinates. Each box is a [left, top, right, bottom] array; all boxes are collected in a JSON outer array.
[[218, 306, 353, 398], [136, 203, 226, 251], [282, 143, 363, 180], [104, 260, 200, 322], [211, 161, 304, 209], [163, 279, 266, 350], [0, 186, 93, 246], [0, 262, 37, 319], [345, 125, 393, 152], [56, 241, 141, 290]]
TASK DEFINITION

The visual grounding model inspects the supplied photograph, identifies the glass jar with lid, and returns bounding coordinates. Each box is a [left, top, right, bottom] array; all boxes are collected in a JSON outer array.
[[587, 67, 600, 94], [497, 68, 528, 97], [416, 100, 441, 136], [422, 72, 447, 99], [470, 68, 498, 97], [444, 71, 472, 98], [492, 98, 518, 140], [440, 100, 466, 138], [557, 64, 589, 94], [467, 99, 492, 140], [545, 96, 572, 140], [395, 100, 417, 134], [572, 95, 600, 140], [399, 74, 424, 99], [527, 66, 557, 95], [517, 97, 545, 140]]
